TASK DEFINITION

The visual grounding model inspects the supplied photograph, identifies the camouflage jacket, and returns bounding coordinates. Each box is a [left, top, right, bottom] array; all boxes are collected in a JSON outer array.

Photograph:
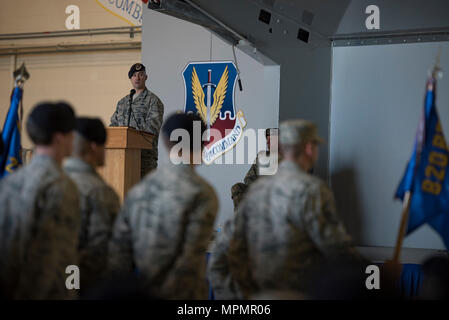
[[224, 160, 360, 298], [207, 219, 243, 300], [243, 155, 261, 186], [109, 88, 164, 160], [231, 151, 275, 209], [0, 154, 80, 299], [63, 157, 120, 291], [108, 163, 218, 299]]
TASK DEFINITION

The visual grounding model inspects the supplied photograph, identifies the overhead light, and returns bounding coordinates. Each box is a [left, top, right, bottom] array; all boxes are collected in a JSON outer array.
[[258, 9, 272, 25], [297, 28, 310, 43]]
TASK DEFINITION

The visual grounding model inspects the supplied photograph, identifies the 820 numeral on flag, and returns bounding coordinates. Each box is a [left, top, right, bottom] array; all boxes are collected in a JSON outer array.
[[422, 122, 448, 195]]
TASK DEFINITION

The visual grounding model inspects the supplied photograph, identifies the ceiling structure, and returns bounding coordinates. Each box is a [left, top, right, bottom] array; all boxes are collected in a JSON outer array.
[[147, 0, 449, 48]]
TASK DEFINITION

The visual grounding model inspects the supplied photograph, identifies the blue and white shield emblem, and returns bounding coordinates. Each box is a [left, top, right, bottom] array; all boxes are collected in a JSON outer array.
[[182, 61, 246, 164]]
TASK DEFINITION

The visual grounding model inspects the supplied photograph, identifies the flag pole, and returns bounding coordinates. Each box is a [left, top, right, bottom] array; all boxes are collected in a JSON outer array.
[[392, 51, 442, 263], [392, 191, 411, 263], [13, 63, 29, 163], [432, 46, 443, 80]]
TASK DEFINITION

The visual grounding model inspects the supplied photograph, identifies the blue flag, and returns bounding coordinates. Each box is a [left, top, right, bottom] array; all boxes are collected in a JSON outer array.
[[0, 87, 23, 178], [395, 76, 449, 248]]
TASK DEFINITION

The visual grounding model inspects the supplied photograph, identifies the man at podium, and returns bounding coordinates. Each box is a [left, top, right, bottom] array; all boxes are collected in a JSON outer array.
[[110, 63, 164, 177]]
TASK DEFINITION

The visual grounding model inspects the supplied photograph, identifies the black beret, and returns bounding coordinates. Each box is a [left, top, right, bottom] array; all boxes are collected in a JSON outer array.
[[75, 117, 106, 145], [128, 63, 146, 78], [28, 102, 76, 134]]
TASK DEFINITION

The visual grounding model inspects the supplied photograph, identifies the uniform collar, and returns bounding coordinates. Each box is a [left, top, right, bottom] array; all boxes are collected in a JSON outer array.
[[63, 157, 97, 175], [166, 161, 196, 176], [279, 160, 304, 173], [30, 153, 60, 171], [133, 87, 149, 101]]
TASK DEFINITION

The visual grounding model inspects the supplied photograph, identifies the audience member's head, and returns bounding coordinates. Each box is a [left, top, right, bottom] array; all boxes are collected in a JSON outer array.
[[279, 119, 323, 172], [72, 117, 107, 167], [26, 101, 76, 162], [421, 255, 449, 300], [162, 113, 206, 165]]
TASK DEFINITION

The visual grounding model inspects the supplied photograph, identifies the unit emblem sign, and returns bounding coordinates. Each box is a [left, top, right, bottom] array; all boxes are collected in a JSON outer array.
[[182, 61, 246, 164]]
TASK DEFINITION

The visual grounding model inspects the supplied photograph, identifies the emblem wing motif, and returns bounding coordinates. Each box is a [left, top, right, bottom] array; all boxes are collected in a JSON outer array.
[[210, 66, 228, 125], [191, 67, 207, 123]]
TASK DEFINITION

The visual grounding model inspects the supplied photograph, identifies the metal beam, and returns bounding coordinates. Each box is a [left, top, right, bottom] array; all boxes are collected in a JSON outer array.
[[147, 0, 247, 46], [331, 27, 449, 47], [183, 0, 248, 42], [0, 26, 141, 41], [0, 42, 141, 56]]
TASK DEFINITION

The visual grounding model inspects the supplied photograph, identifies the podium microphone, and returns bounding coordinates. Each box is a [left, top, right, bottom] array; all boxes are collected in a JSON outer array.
[[127, 89, 136, 127]]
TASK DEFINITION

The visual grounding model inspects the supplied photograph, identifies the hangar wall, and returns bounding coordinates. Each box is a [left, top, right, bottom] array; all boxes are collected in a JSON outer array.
[[330, 41, 449, 249], [0, 0, 142, 149], [141, 9, 280, 226]]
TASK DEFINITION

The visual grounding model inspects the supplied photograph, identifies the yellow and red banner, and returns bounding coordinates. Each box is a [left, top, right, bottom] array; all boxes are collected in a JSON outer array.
[[96, 0, 148, 26]]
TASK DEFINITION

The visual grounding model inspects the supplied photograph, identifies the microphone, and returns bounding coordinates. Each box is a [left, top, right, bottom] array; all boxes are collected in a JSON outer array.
[[127, 89, 136, 127]]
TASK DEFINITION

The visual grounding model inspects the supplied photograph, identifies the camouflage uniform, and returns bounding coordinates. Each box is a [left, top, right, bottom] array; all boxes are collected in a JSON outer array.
[[243, 153, 263, 186], [216, 160, 360, 299], [110, 88, 164, 177], [230, 183, 246, 210], [108, 163, 218, 299], [63, 157, 120, 291], [207, 219, 243, 300], [0, 154, 80, 299], [231, 151, 273, 209]]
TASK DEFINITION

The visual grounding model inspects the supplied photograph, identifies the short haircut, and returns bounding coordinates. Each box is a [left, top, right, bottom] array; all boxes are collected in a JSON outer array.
[[72, 132, 91, 157], [75, 117, 106, 145], [26, 102, 75, 145], [162, 113, 206, 152]]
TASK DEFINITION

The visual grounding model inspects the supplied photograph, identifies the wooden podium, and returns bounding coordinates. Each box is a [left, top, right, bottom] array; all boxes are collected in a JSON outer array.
[[98, 127, 154, 202]]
